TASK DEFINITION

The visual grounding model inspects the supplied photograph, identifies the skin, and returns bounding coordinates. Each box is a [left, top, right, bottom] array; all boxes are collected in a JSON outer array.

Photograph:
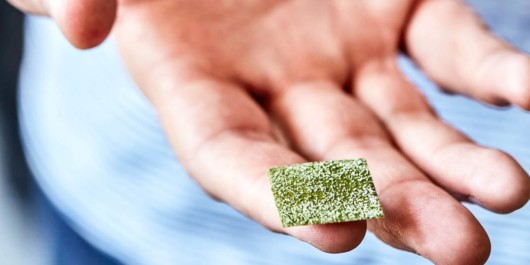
[[9, 0, 530, 264]]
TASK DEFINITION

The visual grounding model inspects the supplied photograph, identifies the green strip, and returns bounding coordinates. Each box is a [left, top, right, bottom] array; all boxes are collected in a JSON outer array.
[[268, 159, 384, 227]]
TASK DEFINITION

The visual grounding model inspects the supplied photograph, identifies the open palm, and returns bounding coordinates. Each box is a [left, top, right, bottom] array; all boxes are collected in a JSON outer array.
[[109, 1, 530, 264]]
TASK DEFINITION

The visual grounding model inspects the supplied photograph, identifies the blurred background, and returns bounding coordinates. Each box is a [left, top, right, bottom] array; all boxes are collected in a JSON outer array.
[[0, 2, 49, 264]]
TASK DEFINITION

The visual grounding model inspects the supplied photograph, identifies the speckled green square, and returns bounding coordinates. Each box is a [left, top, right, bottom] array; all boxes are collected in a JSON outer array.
[[268, 159, 384, 227]]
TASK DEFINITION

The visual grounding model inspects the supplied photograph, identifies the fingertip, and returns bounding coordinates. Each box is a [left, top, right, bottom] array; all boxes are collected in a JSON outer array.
[[452, 225, 491, 265], [484, 169, 530, 214], [372, 182, 491, 265], [506, 55, 530, 110], [436, 225, 491, 265], [53, 0, 117, 49], [419, 192, 491, 265], [287, 221, 367, 253], [471, 149, 530, 213]]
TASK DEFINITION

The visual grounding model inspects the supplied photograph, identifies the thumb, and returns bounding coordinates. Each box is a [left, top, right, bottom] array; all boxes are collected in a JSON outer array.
[[8, 0, 117, 49]]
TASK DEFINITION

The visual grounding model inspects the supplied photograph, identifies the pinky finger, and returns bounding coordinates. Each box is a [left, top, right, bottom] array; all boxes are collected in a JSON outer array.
[[405, 0, 530, 109]]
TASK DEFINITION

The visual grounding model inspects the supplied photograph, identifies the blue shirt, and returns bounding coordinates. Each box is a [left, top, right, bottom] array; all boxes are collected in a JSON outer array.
[[19, 1, 530, 264]]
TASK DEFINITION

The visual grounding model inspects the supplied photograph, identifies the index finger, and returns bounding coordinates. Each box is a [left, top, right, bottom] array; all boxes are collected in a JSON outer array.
[[147, 75, 367, 253]]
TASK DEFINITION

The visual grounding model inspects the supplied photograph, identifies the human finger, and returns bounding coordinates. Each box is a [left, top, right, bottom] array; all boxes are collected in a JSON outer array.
[[270, 81, 490, 264], [146, 76, 367, 253], [354, 60, 530, 213], [8, 0, 117, 48], [405, 0, 530, 108]]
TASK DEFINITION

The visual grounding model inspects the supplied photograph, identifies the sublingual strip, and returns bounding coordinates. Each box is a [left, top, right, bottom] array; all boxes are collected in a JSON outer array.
[[268, 159, 384, 227]]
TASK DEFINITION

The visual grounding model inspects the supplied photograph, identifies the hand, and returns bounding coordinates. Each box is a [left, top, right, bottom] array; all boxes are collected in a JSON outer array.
[[114, 1, 530, 264], [15, 0, 530, 264], [7, 0, 117, 48], [117, 0, 530, 264]]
